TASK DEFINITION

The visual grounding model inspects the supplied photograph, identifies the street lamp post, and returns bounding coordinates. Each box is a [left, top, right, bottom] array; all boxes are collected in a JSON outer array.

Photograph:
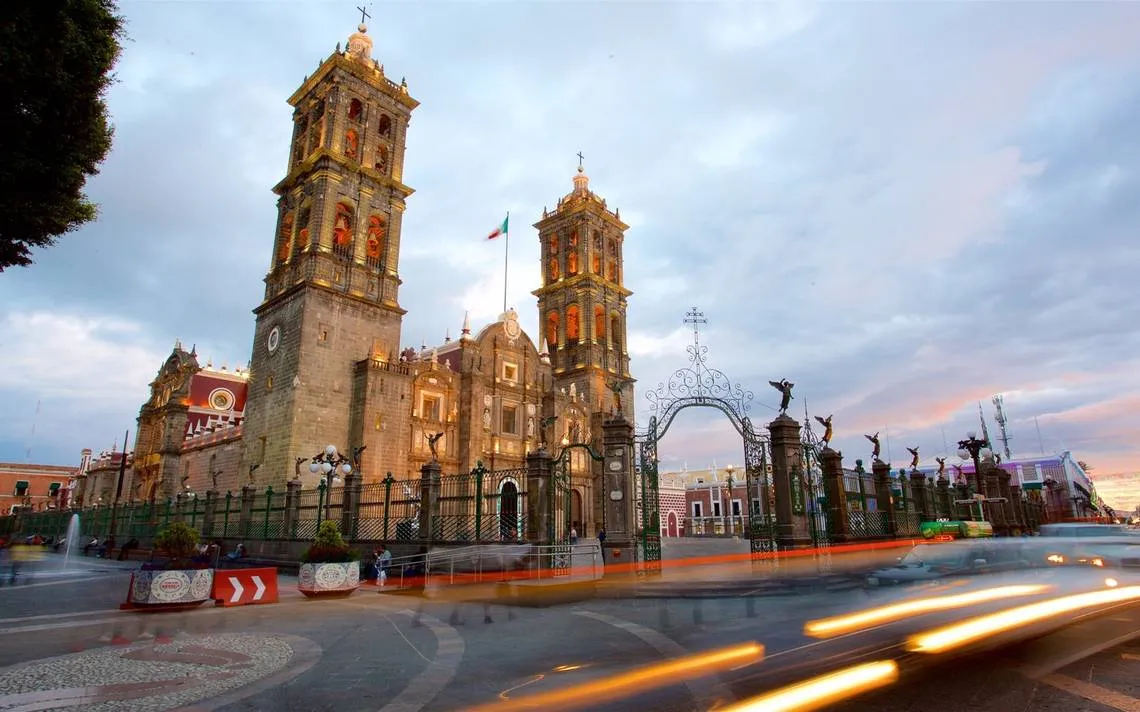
[[724, 464, 736, 535], [956, 431, 992, 494], [309, 444, 353, 521]]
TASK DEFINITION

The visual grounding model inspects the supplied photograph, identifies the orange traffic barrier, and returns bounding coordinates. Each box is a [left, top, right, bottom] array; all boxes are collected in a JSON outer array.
[[212, 567, 279, 607]]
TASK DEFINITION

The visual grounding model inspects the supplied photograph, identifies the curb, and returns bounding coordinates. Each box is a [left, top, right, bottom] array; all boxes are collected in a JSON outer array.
[[598, 575, 867, 600]]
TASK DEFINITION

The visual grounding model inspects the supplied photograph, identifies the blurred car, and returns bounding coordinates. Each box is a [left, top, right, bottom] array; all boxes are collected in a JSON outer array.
[[866, 540, 1033, 586]]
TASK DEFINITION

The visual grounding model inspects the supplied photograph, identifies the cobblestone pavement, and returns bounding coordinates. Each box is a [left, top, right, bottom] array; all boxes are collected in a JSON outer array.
[[1, 555, 1139, 711]]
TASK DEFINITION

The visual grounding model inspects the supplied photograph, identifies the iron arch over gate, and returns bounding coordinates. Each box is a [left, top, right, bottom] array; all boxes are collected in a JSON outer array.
[[636, 309, 777, 565]]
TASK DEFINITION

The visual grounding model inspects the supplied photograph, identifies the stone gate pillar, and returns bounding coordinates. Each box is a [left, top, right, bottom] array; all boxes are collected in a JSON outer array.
[[341, 471, 362, 541], [767, 414, 811, 548], [909, 470, 934, 521], [419, 461, 441, 543], [284, 479, 302, 540], [820, 447, 850, 543], [602, 416, 639, 568], [871, 459, 897, 537], [936, 477, 951, 517], [525, 448, 553, 543]]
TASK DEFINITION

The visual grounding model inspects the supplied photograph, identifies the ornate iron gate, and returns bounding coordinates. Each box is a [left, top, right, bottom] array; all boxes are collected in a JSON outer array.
[[636, 308, 777, 564], [800, 419, 831, 547]]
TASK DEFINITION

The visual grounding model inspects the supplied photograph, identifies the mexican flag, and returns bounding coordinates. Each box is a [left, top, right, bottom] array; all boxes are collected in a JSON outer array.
[[487, 215, 509, 240]]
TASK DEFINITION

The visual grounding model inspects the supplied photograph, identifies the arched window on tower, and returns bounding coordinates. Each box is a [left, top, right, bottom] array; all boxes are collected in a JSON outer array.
[[566, 305, 580, 343], [308, 100, 326, 153], [348, 98, 363, 123], [294, 203, 312, 257], [378, 114, 392, 138], [606, 239, 617, 282], [567, 247, 579, 275], [548, 256, 560, 283], [277, 211, 294, 264], [333, 203, 355, 259], [610, 314, 622, 351], [593, 305, 605, 341], [366, 214, 386, 269], [374, 145, 389, 174], [344, 128, 359, 161], [592, 232, 602, 275], [546, 311, 560, 351]]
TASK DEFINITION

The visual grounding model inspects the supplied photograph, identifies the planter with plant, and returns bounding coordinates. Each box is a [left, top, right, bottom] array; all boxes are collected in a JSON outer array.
[[298, 520, 361, 597], [123, 521, 215, 608]]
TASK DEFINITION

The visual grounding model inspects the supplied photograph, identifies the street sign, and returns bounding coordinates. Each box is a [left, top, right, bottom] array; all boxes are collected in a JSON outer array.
[[211, 567, 279, 607]]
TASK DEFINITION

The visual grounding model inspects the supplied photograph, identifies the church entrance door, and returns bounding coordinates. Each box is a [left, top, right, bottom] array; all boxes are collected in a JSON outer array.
[[499, 480, 519, 541]]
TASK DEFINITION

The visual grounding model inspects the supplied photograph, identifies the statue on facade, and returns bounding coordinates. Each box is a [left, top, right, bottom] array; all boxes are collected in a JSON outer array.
[[935, 457, 947, 478], [906, 446, 920, 469], [865, 432, 881, 460], [814, 414, 834, 446], [769, 379, 795, 414], [426, 432, 444, 461]]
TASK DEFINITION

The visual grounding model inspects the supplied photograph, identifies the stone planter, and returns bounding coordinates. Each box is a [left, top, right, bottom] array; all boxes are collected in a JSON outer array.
[[298, 561, 360, 598], [123, 569, 214, 610]]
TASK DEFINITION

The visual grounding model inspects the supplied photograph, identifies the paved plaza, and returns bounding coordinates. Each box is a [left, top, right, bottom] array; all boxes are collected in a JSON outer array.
[[1, 553, 1139, 711]]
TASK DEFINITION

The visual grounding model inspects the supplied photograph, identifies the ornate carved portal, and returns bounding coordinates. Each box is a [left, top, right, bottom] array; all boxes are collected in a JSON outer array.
[[636, 309, 777, 563]]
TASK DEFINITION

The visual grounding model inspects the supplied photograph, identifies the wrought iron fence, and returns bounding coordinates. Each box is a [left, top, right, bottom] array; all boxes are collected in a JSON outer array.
[[849, 510, 891, 539]]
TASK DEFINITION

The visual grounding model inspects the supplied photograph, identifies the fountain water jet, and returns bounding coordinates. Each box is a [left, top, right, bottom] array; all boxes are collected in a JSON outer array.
[[61, 513, 80, 570]]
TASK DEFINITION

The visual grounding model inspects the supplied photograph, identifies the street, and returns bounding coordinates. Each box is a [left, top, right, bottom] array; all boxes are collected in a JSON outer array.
[[1, 555, 1139, 711]]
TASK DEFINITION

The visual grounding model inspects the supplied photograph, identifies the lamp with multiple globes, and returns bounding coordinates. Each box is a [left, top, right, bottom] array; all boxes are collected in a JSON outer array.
[[956, 431, 992, 490], [309, 444, 353, 518]]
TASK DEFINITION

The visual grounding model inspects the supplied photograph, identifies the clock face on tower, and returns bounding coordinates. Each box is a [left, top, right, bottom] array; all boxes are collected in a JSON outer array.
[[267, 326, 281, 354]]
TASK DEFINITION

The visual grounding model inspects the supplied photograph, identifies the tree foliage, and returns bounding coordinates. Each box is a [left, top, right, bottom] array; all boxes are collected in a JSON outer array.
[[0, 0, 125, 271]]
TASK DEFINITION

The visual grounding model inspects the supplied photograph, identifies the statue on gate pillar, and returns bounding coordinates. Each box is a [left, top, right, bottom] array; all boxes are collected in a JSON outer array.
[[768, 379, 795, 414]]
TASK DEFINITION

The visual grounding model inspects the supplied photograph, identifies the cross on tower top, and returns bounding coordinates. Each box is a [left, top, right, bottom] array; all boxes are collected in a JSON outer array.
[[577, 151, 584, 169], [683, 307, 707, 345], [357, 5, 371, 24]]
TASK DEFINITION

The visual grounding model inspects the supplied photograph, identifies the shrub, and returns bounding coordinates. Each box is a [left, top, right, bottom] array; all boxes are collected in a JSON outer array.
[[302, 520, 359, 564], [153, 521, 201, 569]]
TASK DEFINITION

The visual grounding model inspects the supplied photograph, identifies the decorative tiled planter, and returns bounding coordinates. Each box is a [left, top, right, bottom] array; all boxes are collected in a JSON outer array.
[[123, 569, 214, 609], [298, 561, 360, 598]]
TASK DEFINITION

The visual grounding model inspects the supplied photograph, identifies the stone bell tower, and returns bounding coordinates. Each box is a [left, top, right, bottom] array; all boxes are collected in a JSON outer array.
[[533, 161, 635, 419], [242, 20, 419, 485]]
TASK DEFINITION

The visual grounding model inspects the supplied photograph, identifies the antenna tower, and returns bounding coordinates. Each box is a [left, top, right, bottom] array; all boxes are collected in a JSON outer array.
[[992, 394, 1012, 461]]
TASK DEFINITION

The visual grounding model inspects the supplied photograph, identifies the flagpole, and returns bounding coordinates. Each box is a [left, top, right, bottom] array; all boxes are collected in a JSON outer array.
[[502, 211, 510, 313]]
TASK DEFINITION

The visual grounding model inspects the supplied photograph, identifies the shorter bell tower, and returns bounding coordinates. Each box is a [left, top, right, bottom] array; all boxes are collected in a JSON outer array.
[[533, 161, 634, 417]]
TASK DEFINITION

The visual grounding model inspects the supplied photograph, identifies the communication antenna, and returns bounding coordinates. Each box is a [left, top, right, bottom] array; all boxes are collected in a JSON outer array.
[[992, 394, 1012, 460], [1034, 416, 1046, 455]]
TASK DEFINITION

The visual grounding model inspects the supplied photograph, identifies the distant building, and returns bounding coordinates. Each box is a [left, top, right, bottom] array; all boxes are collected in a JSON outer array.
[[0, 461, 77, 515]]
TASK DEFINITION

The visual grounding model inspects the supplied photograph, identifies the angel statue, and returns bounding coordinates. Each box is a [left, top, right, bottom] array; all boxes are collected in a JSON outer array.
[[352, 445, 367, 468], [769, 379, 795, 414], [906, 446, 920, 470], [294, 457, 309, 479], [935, 457, 947, 478], [425, 431, 445, 460], [952, 463, 964, 483], [814, 414, 834, 447], [608, 378, 632, 415], [865, 432, 881, 460], [539, 415, 558, 447]]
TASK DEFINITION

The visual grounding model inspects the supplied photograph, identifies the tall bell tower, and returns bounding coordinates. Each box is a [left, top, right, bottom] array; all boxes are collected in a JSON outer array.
[[533, 162, 634, 418], [242, 20, 419, 484]]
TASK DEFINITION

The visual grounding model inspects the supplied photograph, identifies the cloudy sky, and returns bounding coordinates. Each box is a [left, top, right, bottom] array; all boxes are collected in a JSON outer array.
[[2, 1, 1138, 509]]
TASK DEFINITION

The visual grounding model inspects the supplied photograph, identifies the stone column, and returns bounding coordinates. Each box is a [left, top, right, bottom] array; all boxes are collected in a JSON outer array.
[[239, 485, 257, 539], [284, 479, 302, 539], [419, 461, 441, 543], [909, 470, 934, 521], [525, 448, 553, 543], [872, 459, 897, 536], [601, 416, 638, 567], [767, 414, 810, 548], [936, 478, 951, 518], [820, 447, 850, 543], [341, 471, 362, 540]]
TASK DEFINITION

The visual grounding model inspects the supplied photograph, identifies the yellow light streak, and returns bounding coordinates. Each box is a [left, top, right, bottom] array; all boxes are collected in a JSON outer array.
[[907, 585, 1140, 654], [804, 584, 1051, 638], [473, 642, 764, 711], [721, 660, 900, 712]]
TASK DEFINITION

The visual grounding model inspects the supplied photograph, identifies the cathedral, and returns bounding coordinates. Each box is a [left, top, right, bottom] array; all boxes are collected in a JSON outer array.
[[116, 21, 636, 536]]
